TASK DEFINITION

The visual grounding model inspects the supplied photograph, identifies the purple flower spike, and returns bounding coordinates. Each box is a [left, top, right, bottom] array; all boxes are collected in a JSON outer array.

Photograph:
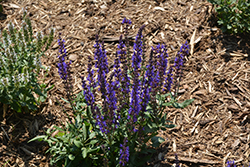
[[57, 34, 67, 60], [180, 41, 189, 56], [81, 56, 109, 134], [57, 33, 74, 102], [145, 50, 155, 92], [119, 138, 129, 166], [105, 73, 119, 132], [128, 25, 145, 122], [142, 50, 156, 114], [57, 34, 68, 80], [117, 35, 126, 55], [153, 43, 168, 90], [95, 113, 107, 134], [132, 25, 145, 69], [122, 17, 132, 25], [173, 41, 189, 97], [118, 35, 130, 97], [164, 66, 173, 92], [226, 160, 236, 167], [122, 18, 132, 53], [94, 35, 109, 100], [114, 52, 122, 87], [81, 56, 96, 113]]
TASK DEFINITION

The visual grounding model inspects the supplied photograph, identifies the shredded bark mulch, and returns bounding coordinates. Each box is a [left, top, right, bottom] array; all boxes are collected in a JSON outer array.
[[0, 0, 250, 166]]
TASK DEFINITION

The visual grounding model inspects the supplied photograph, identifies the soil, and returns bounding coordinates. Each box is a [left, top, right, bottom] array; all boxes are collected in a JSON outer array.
[[0, 0, 250, 167]]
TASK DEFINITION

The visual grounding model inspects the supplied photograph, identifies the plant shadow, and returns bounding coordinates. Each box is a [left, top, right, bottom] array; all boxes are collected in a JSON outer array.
[[0, 103, 57, 166], [205, 10, 250, 62]]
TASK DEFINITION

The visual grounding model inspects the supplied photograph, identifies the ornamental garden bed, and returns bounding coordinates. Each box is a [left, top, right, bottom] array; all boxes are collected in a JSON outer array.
[[0, 0, 250, 166]]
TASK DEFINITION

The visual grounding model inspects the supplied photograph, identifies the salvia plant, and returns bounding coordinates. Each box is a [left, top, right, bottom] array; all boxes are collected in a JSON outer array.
[[0, 10, 54, 113], [207, 0, 250, 34], [30, 18, 194, 167]]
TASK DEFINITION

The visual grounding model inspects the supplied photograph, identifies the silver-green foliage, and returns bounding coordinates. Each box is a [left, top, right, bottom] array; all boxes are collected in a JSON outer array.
[[0, 11, 54, 113]]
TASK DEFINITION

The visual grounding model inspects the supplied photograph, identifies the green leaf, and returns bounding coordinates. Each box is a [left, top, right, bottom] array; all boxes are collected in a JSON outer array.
[[46, 84, 54, 92], [143, 125, 155, 133], [160, 92, 171, 98], [160, 113, 167, 124], [37, 95, 46, 103], [53, 126, 64, 132], [162, 102, 173, 107], [27, 103, 37, 111], [28, 135, 46, 143], [89, 132, 96, 139], [151, 136, 165, 148], [172, 99, 194, 109], [90, 139, 98, 145], [88, 146, 100, 154], [61, 97, 70, 103], [75, 114, 81, 127], [56, 131, 65, 137], [34, 88, 44, 96], [68, 154, 75, 160], [11, 101, 22, 113], [73, 140, 83, 148], [165, 123, 177, 128], [165, 120, 177, 128], [82, 123, 87, 141], [82, 148, 87, 158], [227, 24, 232, 29], [57, 136, 69, 143], [231, 0, 237, 4]]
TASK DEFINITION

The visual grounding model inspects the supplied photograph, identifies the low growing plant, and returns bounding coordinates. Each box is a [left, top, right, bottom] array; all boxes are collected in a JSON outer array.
[[30, 18, 194, 167], [0, 11, 54, 114], [208, 0, 250, 34]]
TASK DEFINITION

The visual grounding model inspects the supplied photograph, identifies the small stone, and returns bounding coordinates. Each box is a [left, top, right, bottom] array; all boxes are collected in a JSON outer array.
[[69, 54, 78, 61]]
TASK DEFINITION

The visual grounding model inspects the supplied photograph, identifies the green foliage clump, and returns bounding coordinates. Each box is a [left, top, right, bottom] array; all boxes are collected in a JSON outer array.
[[0, 11, 54, 113], [30, 112, 102, 167], [208, 0, 250, 34]]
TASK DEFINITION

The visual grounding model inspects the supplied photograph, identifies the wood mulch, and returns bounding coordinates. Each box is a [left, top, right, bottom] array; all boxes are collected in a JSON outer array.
[[0, 0, 249, 166]]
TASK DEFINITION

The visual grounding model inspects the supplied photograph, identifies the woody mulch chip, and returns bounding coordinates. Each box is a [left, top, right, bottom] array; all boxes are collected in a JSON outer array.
[[0, 0, 249, 166]]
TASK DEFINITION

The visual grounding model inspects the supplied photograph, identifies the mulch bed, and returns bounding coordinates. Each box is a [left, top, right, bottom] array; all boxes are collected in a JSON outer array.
[[0, 0, 250, 166]]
